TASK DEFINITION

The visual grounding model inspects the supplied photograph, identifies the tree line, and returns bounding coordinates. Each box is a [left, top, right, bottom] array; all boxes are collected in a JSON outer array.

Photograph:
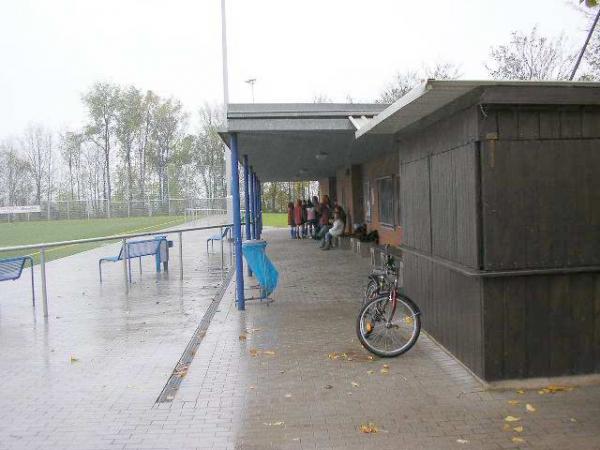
[[0, 83, 226, 216]]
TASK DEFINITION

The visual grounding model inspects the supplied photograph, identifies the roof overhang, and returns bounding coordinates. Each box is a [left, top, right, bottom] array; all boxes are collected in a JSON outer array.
[[220, 103, 391, 182], [355, 79, 600, 138]]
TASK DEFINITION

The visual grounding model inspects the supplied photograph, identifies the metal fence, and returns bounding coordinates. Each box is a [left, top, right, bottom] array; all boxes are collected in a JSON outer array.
[[0, 222, 236, 318], [3, 197, 229, 221]]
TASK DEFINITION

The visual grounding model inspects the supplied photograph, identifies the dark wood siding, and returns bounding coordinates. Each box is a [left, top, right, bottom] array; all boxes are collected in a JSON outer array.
[[483, 273, 600, 380], [400, 158, 431, 253], [480, 139, 600, 270], [430, 144, 479, 268]]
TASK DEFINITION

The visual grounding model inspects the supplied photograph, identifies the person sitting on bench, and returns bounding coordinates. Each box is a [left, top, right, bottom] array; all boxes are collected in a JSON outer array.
[[320, 212, 344, 251]]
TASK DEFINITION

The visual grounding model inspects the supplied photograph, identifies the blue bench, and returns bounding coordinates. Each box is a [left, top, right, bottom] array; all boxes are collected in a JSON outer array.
[[99, 236, 171, 283], [0, 256, 35, 305], [206, 226, 230, 253]]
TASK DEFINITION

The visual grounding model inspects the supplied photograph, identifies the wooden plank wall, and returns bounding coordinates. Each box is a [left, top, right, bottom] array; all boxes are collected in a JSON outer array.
[[483, 273, 600, 380], [399, 105, 485, 377], [480, 106, 600, 270]]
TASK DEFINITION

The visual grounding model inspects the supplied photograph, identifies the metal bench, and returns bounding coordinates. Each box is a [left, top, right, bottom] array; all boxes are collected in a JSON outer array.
[[206, 226, 230, 253], [0, 256, 35, 305], [99, 236, 170, 283]]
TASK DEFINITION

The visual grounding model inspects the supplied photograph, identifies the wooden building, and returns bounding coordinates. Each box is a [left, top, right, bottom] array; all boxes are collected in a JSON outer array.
[[223, 80, 600, 381]]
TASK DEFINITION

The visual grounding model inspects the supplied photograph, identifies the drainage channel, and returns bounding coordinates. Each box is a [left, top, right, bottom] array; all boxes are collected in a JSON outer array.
[[156, 268, 234, 403]]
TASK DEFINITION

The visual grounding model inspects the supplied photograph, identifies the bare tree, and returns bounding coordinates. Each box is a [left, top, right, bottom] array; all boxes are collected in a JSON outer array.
[[22, 124, 52, 205], [82, 82, 120, 216], [137, 90, 159, 201], [486, 26, 576, 80], [152, 98, 187, 202], [60, 131, 84, 201], [115, 86, 143, 213], [0, 140, 31, 210], [193, 104, 225, 199]]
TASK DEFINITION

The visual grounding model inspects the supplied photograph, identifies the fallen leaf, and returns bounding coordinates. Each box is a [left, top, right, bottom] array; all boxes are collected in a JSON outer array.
[[263, 421, 284, 427], [508, 400, 520, 405], [542, 385, 574, 394], [513, 426, 523, 433], [359, 422, 378, 434], [504, 416, 521, 422], [503, 424, 512, 431], [324, 384, 333, 390], [570, 418, 577, 422], [380, 367, 389, 374], [70, 356, 79, 363], [456, 439, 469, 444], [526, 403, 536, 412], [516, 389, 525, 395], [249, 385, 256, 390], [383, 364, 389, 368], [328, 352, 339, 360], [351, 381, 360, 388], [511, 437, 524, 444], [263, 350, 276, 356], [284, 393, 292, 398], [367, 370, 375, 375], [249, 348, 260, 357], [239, 334, 247, 341]]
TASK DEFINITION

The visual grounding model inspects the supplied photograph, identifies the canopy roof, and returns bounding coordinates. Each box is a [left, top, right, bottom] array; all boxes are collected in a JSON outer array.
[[220, 103, 391, 182]]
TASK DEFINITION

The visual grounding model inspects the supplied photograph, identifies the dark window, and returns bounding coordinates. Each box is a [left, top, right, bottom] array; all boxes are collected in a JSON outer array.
[[363, 181, 371, 223], [377, 177, 394, 227]]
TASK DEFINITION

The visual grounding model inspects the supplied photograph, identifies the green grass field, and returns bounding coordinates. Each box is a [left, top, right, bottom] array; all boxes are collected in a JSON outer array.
[[0, 216, 186, 264], [262, 213, 287, 228]]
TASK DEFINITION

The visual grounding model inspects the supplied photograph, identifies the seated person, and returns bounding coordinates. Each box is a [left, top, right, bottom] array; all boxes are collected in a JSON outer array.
[[320, 212, 344, 250]]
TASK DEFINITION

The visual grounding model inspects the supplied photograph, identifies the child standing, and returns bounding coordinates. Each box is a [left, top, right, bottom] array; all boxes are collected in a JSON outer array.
[[294, 199, 303, 240], [306, 200, 316, 238], [287, 201, 295, 238]]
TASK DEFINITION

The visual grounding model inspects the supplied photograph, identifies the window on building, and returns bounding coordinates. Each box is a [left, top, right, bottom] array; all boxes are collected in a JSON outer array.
[[363, 181, 371, 223], [377, 176, 394, 227]]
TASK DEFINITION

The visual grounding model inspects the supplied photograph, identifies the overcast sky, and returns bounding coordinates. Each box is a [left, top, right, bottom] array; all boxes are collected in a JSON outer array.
[[0, 0, 591, 137]]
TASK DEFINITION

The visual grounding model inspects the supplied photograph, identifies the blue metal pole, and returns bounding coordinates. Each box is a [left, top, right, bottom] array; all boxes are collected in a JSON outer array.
[[251, 171, 257, 240], [255, 176, 261, 240], [257, 178, 262, 238], [229, 133, 245, 310], [248, 169, 255, 240], [243, 155, 251, 241]]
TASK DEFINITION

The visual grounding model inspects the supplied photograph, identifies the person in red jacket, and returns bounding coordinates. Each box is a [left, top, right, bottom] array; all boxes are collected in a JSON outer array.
[[287, 202, 295, 239], [293, 199, 303, 240]]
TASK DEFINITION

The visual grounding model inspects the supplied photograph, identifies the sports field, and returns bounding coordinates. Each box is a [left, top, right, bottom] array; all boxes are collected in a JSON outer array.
[[262, 213, 287, 228], [0, 216, 186, 264]]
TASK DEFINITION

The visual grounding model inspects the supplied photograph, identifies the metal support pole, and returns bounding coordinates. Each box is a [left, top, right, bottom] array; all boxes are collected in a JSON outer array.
[[257, 177, 262, 239], [122, 238, 129, 292], [40, 247, 48, 318], [248, 169, 255, 240], [178, 232, 183, 281], [243, 155, 251, 241], [229, 133, 245, 310], [220, 226, 225, 281], [254, 176, 261, 240]]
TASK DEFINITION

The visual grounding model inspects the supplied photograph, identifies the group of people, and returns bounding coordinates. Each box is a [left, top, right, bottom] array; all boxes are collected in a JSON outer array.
[[287, 195, 346, 250]]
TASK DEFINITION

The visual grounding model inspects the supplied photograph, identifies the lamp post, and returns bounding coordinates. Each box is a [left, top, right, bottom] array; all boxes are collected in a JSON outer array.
[[245, 78, 257, 103]]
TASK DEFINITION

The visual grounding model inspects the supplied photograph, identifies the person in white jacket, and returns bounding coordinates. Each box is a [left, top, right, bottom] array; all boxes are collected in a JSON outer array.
[[320, 213, 344, 250]]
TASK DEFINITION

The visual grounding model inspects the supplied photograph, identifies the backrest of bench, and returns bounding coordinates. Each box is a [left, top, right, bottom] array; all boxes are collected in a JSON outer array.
[[126, 239, 161, 258], [0, 257, 27, 282]]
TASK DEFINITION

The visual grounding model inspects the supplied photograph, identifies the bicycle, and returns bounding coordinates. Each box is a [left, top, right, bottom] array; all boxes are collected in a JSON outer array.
[[357, 258, 421, 357]]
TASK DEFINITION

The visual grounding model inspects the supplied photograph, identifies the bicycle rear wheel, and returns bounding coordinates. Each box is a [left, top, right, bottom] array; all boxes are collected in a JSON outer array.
[[356, 294, 421, 357]]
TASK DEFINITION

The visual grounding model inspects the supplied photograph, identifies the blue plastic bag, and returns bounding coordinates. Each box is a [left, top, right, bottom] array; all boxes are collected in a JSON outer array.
[[242, 240, 279, 297]]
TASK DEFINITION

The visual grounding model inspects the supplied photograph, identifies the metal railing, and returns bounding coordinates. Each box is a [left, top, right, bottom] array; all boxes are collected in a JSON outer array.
[[0, 222, 238, 318]]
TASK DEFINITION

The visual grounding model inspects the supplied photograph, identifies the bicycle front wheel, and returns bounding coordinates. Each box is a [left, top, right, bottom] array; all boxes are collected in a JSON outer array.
[[356, 294, 421, 357]]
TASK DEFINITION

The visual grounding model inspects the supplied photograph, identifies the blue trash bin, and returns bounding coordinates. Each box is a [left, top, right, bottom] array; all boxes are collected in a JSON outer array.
[[242, 240, 279, 298]]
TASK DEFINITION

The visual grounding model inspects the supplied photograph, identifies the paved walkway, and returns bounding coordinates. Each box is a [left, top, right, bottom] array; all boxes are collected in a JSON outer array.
[[0, 227, 599, 449]]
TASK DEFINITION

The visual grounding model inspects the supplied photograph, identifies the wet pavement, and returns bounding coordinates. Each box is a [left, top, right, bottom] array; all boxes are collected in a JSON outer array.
[[0, 226, 599, 449]]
